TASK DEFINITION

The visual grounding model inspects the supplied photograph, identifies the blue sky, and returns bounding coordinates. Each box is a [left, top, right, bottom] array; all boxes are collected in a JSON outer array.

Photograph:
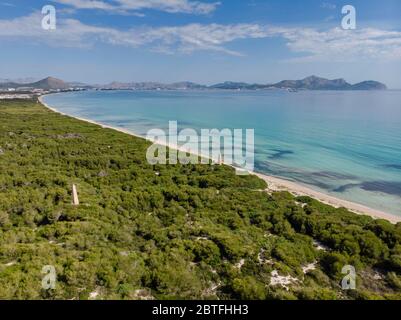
[[1, 0, 401, 87]]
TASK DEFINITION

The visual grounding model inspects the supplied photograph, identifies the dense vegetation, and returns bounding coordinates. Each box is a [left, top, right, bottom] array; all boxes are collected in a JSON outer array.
[[0, 99, 400, 300]]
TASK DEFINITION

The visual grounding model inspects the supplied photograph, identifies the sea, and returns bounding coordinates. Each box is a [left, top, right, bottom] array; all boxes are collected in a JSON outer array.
[[43, 90, 401, 217]]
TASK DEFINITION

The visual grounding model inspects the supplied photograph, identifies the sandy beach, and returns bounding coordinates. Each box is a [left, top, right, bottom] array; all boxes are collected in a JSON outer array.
[[38, 95, 401, 224]]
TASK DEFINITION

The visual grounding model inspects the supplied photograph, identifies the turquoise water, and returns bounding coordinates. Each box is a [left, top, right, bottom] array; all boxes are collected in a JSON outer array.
[[44, 90, 401, 216]]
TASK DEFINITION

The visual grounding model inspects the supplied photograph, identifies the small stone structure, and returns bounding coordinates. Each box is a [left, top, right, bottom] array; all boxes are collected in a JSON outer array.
[[72, 184, 79, 206]]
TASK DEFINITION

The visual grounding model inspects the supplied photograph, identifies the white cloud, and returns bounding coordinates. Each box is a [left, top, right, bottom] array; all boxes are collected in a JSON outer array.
[[0, 13, 117, 48], [0, 13, 269, 54], [270, 27, 401, 61], [1, 12, 401, 61], [133, 23, 269, 56], [321, 2, 336, 10], [52, 0, 220, 15], [0, 2, 16, 7], [54, 0, 114, 10]]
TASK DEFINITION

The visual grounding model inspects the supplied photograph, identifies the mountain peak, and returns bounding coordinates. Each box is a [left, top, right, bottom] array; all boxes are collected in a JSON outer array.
[[32, 77, 69, 90], [44, 76, 60, 81], [303, 75, 321, 80]]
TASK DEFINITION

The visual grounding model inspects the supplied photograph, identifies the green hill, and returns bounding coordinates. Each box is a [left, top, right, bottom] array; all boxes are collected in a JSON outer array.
[[0, 99, 400, 300]]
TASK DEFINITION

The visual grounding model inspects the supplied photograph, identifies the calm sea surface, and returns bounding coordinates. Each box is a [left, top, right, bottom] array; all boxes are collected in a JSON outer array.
[[44, 90, 401, 216]]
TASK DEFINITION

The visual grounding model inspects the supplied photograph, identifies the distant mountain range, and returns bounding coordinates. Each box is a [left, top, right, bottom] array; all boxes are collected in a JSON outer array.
[[102, 81, 205, 91], [99, 76, 387, 91], [0, 75, 387, 91], [271, 76, 387, 91]]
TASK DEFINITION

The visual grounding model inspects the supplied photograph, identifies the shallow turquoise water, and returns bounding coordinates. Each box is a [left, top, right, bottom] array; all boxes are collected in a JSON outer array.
[[44, 90, 401, 216]]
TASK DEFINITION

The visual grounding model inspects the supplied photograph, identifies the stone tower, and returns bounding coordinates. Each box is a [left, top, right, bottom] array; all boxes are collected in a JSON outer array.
[[72, 184, 79, 206]]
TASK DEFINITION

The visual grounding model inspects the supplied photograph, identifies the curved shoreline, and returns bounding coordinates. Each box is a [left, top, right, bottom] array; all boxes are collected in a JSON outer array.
[[38, 94, 401, 224]]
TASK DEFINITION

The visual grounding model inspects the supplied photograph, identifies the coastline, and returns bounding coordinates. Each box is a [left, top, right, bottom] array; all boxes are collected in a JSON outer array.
[[38, 95, 401, 224]]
